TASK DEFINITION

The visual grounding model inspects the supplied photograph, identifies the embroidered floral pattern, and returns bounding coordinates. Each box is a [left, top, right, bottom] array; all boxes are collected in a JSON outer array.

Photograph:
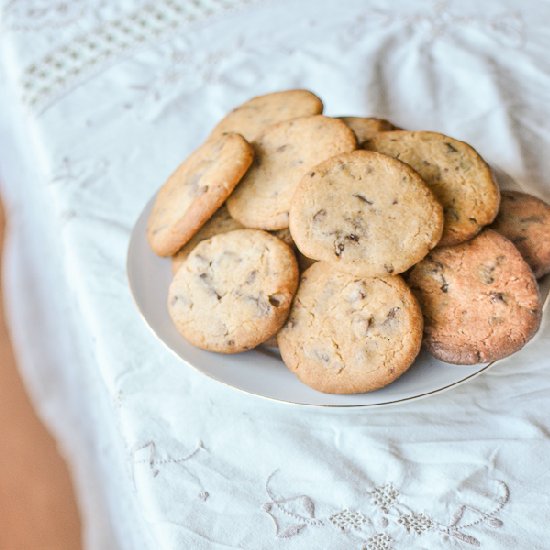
[[17, 0, 253, 112], [14, 0, 527, 115], [2, 0, 95, 31], [364, 533, 393, 550], [262, 470, 510, 548], [330, 509, 369, 530], [123, 0, 527, 122], [370, 483, 399, 513], [348, 0, 525, 48], [398, 512, 433, 535], [132, 440, 208, 500]]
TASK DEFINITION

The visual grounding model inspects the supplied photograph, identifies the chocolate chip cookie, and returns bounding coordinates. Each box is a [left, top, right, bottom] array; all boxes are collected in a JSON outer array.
[[409, 229, 542, 364], [148, 134, 254, 257], [168, 229, 299, 353], [277, 262, 423, 394], [339, 116, 397, 145], [210, 89, 323, 142], [172, 205, 243, 274], [289, 151, 443, 276], [365, 131, 500, 246], [490, 190, 550, 279], [226, 115, 356, 230]]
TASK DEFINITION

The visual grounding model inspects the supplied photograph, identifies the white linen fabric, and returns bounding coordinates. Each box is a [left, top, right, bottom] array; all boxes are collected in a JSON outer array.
[[1, 0, 550, 548]]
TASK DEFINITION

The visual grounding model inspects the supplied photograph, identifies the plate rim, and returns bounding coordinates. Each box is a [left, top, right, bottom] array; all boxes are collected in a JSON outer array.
[[127, 193, 549, 410]]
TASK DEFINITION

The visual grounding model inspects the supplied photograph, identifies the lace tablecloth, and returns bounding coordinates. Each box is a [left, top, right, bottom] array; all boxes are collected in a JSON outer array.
[[1, 1, 550, 548]]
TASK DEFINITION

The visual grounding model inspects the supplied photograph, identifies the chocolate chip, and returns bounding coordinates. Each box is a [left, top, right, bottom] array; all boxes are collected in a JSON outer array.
[[315, 351, 330, 363], [441, 283, 449, 293], [445, 142, 458, 153], [384, 263, 394, 274], [480, 268, 495, 284], [392, 199, 398, 205], [353, 193, 373, 205], [387, 306, 400, 319], [309, 171, 316, 178], [268, 294, 282, 307], [313, 209, 326, 222], [490, 292, 507, 304], [444, 206, 460, 221]]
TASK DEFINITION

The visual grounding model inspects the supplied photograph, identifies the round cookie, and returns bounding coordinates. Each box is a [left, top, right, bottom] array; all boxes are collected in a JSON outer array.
[[365, 131, 500, 246], [490, 190, 550, 279], [210, 89, 323, 142], [289, 151, 443, 277], [277, 263, 423, 394], [172, 205, 243, 274], [226, 116, 356, 230], [408, 229, 542, 364], [168, 229, 299, 353], [339, 116, 397, 144], [147, 134, 254, 257]]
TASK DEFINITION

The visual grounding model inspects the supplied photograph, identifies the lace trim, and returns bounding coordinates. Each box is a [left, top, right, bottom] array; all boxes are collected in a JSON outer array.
[[262, 470, 509, 548], [14, 0, 525, 115], [17, 0, 253, 112], [2, 0, 95, 31]]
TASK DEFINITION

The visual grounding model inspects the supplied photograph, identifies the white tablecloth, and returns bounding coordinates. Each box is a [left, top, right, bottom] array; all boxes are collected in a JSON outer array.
[[1, 1, 550, 548]]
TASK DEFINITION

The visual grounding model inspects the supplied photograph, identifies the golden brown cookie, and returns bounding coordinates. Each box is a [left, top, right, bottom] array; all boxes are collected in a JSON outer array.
[[226, 116, 356, 230], [168, 229, 299, 353], [171, 206, 243, 274], [490, 190, 550, 279], [365, 131, 500, 246], [277, 263, 423, 394], [409, 229, 542, 364], [147, 134, 253, 257], [210, 89, 323, 142], [289, 151, 443, 276], [339, 116, 397, 144]]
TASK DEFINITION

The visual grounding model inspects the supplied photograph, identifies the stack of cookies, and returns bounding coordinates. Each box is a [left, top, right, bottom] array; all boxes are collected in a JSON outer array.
[[146, 90, 550, 395]]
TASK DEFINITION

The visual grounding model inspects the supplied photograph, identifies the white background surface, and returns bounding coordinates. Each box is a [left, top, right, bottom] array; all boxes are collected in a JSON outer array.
[[1, 0, 550, 548]]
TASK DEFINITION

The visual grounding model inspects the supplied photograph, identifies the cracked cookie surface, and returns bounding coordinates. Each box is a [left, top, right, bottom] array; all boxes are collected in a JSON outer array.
[[209, 89, 323, 142], [339, 116, 397, 145], [147, 133, 254, 256], [168, 229, 299, 353], [409, 229, 542, 364], [226, 115, 356, 230], [277, 262, 423, 394], [289, 150, 443, 276], [365, 131, 500, 246], [490, 190, 550, 279], [171, 205, 243, 274]]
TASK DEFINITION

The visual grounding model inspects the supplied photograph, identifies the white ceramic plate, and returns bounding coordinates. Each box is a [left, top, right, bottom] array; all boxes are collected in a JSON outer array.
[[127, 176, 549, 408]]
